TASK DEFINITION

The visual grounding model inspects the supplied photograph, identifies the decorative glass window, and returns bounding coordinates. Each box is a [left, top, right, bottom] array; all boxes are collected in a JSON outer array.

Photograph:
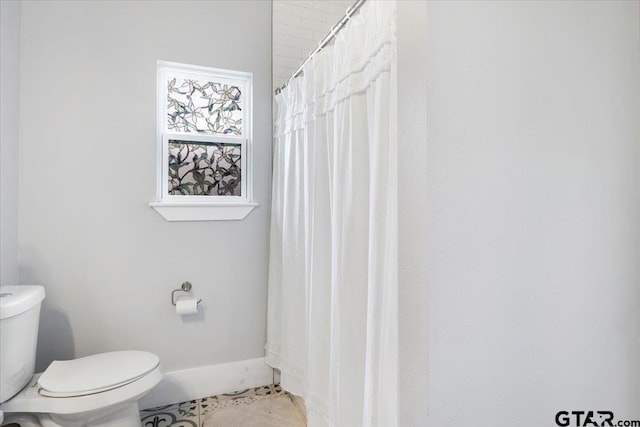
[[151, 62, 256, 221]]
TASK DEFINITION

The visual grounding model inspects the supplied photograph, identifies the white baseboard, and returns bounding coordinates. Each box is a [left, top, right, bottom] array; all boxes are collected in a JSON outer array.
[[139, 357, 274, 410]]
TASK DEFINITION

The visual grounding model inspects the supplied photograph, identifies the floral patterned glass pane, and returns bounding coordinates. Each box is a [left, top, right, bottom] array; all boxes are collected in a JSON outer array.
[[167, 78, 242, 135], [168, 140, 241, 196]]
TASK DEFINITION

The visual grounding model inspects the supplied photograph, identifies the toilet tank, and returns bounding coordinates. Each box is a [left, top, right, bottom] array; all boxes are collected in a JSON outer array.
[[0, 285, 45, 403]]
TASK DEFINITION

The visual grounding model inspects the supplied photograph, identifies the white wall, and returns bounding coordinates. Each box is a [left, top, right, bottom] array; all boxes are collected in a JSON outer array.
[[17, 0, 272, 374], [272, 0, 353, 91], [0, 0, 21, 286], [425, 1, 639, 425]]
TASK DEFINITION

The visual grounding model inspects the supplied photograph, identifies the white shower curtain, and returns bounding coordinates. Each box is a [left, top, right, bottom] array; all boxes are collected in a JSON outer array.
[[266, 1, 397, 426]]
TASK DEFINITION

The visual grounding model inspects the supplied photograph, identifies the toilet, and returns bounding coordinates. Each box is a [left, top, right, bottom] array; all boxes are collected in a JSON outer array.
[[0, 285, 163, 427]]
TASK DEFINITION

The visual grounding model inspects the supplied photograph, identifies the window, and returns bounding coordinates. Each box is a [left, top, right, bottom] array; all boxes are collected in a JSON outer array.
[[150, 61, 256, 221]]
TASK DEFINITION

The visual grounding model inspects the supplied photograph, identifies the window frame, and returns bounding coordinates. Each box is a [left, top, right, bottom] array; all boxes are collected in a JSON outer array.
[[151, 61, 257, 221]]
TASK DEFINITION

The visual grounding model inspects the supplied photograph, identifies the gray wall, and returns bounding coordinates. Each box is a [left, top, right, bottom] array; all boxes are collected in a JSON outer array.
[[17, 0, 272, 373], [0, 0, 21, 286], [397, 1, 428, 426], [424, 1, 639, 425]]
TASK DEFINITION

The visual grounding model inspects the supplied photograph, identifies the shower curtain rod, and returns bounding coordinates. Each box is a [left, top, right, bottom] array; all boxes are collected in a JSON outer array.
[[274, 0, 367, 95]]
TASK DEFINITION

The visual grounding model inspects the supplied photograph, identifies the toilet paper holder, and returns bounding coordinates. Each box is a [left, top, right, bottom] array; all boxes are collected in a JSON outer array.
[[171, 281, 202, 306]]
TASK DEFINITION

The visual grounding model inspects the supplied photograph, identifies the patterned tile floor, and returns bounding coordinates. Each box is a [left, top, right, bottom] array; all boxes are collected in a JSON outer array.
[[140, 384, 307, 427]]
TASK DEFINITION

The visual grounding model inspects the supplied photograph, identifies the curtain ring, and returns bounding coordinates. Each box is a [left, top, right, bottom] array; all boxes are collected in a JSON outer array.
[[328, 26, 338, 40]]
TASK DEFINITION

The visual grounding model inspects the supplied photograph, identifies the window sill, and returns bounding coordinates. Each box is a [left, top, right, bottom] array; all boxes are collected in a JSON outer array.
[[149, 201, 258, 221]]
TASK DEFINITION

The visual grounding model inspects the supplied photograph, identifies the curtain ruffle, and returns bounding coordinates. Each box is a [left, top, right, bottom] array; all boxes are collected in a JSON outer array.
[[275, 0, 396, 137]]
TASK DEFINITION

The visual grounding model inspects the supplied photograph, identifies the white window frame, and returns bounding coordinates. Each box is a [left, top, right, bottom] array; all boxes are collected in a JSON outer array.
[[150, 61, 257, 221]]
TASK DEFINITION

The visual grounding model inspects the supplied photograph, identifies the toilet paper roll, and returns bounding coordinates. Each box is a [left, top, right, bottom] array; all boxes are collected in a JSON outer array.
[[176, 298, 199, 315]]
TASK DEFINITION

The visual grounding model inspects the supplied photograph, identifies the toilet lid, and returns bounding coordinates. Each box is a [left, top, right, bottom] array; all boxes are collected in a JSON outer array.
[[38, 351, 160, 397]]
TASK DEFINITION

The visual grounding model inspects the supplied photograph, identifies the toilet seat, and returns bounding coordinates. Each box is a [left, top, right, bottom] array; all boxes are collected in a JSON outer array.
[[0, 364, 163, 415], [38, 351, 160, 397]]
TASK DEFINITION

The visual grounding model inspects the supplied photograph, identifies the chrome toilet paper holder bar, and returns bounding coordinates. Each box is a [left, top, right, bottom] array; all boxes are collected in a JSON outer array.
[[171, 281, 202, 306]]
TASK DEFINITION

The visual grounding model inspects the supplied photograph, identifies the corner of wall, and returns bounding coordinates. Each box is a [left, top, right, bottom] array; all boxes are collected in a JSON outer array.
[[397, 1, 429, 426], [0, 0, 22, 286]]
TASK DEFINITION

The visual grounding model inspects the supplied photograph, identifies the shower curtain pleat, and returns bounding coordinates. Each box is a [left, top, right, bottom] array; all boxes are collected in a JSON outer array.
[[266, 2, 397, 426]]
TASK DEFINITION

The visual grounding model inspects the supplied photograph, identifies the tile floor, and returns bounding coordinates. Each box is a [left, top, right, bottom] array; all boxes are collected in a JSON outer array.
[[140, 384, 307, 427]]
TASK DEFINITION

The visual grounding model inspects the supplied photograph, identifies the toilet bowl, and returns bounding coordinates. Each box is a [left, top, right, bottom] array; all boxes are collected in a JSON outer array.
[[0, 286, 163, 427]]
